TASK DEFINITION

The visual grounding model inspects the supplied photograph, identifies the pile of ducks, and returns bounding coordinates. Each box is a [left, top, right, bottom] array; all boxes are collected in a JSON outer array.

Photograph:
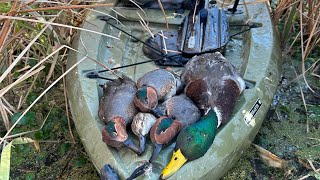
[[98, 52, 245, 179]]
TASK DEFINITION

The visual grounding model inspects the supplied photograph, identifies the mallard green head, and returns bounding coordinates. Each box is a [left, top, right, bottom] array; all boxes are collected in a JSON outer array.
[[161, 109, 218, 179], [149, 116, 182, 162], [134, 85, 158, 112], [102, 117, 142, 155]]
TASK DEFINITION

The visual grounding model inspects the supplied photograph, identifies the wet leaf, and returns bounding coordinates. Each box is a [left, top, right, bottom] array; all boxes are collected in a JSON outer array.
[[34, 130, 44, 140], [58, 143, 71, 156], [73, 155, 88, 168], [10, 111, 36, 126], [34, 141, 41, 152], [253, 144, 288, 169], [10, 112, 26, 125], [25, 172, 35, 180], [26, 93, 39, 105]]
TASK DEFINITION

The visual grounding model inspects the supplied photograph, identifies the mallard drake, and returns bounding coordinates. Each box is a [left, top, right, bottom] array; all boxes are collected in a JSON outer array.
[[161, 109, 217, 179], [99, 76, 142, 155], [134, 69, 182, 112], [131, 112, 157, 153], [160, 52, 245, 178], [181, 52, 245, 126], [149, 94, 200, 162]]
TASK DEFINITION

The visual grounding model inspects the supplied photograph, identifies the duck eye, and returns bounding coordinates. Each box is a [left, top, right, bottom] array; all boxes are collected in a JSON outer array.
[[174, 157, 178, 160]]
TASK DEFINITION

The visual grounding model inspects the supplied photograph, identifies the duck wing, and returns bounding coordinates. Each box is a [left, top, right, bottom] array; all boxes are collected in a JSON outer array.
[[99, 76, 138, 124], [137, 69, 179, 101], [163, 95, 201, 127]]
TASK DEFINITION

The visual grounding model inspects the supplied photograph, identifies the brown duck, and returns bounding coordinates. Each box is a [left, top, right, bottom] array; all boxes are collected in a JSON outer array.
[[181, 52, 246, 127], [99, 75, 141, 155], [149, 94, 200, 162], [134, 69, 182, 112]]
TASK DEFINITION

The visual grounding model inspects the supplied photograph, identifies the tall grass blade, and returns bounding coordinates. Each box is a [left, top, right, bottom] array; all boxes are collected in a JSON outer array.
[[282, 5, 297, 42]]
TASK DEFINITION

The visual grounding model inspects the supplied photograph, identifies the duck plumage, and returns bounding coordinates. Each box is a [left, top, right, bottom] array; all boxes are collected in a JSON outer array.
[[99, 76, 141, 154], [161, 53, 245, 178], [181, 52, 245, 126], [149, 94, 200, 162], [134, 69, 182, 112]]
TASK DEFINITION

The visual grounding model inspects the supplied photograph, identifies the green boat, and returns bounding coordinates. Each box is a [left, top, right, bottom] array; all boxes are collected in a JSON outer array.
[[66, 0, 282, 179]]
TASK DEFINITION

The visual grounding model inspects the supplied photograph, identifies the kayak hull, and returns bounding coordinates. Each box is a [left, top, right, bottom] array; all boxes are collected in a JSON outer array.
[[66, 0, 282, 179]]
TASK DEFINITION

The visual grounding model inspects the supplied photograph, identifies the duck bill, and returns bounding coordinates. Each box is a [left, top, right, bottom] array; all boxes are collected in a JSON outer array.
[[160, 149, 188, 179], [127, 161, 151, 180], [139, 135, 146, 153], [123, 138, 142, 155], [149, 143, 163, 162], [100, 164, 119, 180]]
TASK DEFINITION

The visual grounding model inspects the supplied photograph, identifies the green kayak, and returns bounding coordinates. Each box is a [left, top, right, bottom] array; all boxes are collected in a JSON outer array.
[[66, 0, 282, 179]]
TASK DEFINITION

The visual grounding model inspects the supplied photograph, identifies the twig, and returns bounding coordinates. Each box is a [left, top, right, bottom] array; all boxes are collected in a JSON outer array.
[[111, 8, 128, 19], [193, 0, 200, 24], [0, 15, 119, 41], [4, 107, 53, 140], [161, 30, 168, 54], [79, 37, 121, 79], [286, 59, 320, 86], [13, 3, 113, 13], [62, 65, 76, 144], [129, 0, 147, 17], [307, 159, 319, 174], [303, 9, 320, 59], [156, 0, 169, 29], [0, 21, 48, 85], [45, 43, 60, 85], [0, 99, 10, 130], [163, 49, 182, 54], [291, 62, 309, 132], [88, 8, 124, 27], [0, 1, 17, 51], [299, 0, 314, 93], [0, 49, 87, 145], [1, 97, 17, 113], [137, 12, 154, 38], [0, 65, 46, 98], [18, 71, 40, 110], [298, 168, 320, 180]]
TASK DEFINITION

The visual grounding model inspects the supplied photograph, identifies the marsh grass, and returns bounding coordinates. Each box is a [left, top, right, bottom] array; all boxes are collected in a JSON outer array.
[[0, 1, 118, 179]]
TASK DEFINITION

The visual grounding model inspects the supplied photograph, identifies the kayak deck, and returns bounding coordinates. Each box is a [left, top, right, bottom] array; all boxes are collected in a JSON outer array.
[[66, 0, 282, 179]]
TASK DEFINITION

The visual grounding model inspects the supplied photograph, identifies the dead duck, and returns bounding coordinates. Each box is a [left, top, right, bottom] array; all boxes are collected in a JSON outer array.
[[134, 69, 182, 112], [181, 52, 246, 126], [99, 75, 142, 155], [131, 112, 157, 153], [149, 94, 201, 162], [161, 53, 245, 178], [161, 109, 218, 179]]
